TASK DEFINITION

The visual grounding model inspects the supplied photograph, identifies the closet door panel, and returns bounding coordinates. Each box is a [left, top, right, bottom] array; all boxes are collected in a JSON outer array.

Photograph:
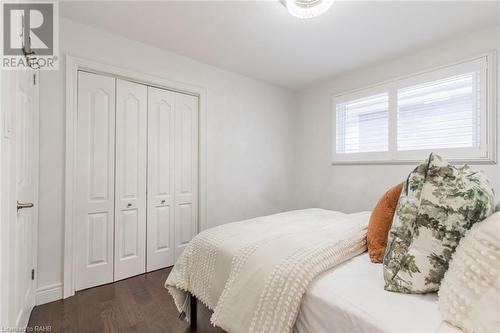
[[114, 79, 147, 281], [179, 204, 193, 244], [75, 71, 115, 291], [147, 87, 175, 271], [174, 93, 199, 261]]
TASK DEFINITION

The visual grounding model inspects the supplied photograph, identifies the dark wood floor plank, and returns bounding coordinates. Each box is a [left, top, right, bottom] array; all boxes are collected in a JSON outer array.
[[113, 280, 145, 327], [77, 285, 106, 333], [101, 299, 131, 333], [27, 267, 227, 333], [61, 295, 80, 333]]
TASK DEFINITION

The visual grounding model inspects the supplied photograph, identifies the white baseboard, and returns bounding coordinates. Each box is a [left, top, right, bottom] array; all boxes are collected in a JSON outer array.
[[36, 283, 63, 305]]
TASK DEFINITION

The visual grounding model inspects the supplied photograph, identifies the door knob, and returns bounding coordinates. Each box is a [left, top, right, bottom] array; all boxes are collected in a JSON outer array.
[[17, 201, 34, 211], [127, 203, 132, 208]]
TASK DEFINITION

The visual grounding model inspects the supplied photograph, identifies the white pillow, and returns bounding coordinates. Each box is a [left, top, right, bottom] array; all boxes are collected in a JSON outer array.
[[438, 212, 500, 333]]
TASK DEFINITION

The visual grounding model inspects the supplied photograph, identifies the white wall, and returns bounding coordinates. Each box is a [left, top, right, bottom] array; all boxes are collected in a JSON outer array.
[[293, 27, 500, 213], [37, 18, 297, 301]]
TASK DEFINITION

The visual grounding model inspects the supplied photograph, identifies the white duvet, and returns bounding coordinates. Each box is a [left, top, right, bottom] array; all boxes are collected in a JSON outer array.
[[295, 253, 462, 333], [165, 208, 370, 333]]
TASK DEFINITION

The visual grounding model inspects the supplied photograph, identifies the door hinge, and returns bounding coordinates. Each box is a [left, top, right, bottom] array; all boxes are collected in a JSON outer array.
[[31, 268, 35, 280], [33, 74, 36, 85]]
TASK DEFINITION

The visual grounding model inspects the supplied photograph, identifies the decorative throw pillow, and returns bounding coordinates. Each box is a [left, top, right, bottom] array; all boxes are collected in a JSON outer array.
[[383, 153, 495, 293], [438, 212, 500, 333], [367, 183, 403, 263]]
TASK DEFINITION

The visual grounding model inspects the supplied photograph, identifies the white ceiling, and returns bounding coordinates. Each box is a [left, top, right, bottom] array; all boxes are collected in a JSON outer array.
[[60, 1, 499, 90]]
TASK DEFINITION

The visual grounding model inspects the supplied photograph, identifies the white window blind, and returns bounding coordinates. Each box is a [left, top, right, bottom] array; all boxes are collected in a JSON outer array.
[[336, 93, 388, 154], [332, 55, 493, 164], [397, 72, 480, 151]]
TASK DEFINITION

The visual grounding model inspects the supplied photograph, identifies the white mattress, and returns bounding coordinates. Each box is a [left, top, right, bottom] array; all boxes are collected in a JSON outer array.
[[294, 253, 462, 333]]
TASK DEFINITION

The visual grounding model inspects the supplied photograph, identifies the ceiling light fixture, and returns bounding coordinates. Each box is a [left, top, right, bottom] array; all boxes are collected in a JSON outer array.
[[285, 0, 334, 19]]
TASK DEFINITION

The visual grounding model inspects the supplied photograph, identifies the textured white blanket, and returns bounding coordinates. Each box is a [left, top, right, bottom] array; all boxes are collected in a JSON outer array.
[[165, 209, 370, 333]]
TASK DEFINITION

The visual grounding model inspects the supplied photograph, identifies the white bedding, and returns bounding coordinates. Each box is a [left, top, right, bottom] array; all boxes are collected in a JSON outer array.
[[166, 209, 370, 333], [295, 253, 462, 333]]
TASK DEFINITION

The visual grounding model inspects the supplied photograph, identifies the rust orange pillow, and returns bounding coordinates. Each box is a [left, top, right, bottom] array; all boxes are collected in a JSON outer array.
[[367, 182, 403, 263]]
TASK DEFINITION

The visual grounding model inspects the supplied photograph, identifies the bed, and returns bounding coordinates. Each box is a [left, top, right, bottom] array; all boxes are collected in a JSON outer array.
[[295, 253, 461, 333], [165, 209, 459, 333]]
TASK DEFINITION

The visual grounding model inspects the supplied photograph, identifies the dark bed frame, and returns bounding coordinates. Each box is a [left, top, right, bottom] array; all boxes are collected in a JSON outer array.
[[190, 293, 197, 329]]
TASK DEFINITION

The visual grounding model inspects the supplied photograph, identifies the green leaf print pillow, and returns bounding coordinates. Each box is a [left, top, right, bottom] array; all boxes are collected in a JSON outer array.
[[383, 153, 495, 293]]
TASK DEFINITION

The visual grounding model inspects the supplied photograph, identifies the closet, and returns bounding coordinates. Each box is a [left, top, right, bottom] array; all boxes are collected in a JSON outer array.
[[75, 71, 198, 291]]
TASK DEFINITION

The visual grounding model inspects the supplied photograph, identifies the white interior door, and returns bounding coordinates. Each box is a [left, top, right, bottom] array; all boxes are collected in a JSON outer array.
[[114, 79, 147, 280], [174, 93, 199, 260], [75, 71, 115, 290], [146, 87, 175, 271], [12, 71, 38, 329]]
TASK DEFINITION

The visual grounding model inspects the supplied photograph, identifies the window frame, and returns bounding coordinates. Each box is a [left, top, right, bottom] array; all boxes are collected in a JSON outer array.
[[331, 53, 497, 165]]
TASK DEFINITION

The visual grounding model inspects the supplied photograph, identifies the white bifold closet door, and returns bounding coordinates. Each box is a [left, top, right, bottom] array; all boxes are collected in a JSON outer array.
[[75, 71, 116, 291], [173, 92, 199, 261], [114, 79, 148, 281], [147, 87, 176, 271], [146, 87, 199, 269], [75, 71, 198, 288]]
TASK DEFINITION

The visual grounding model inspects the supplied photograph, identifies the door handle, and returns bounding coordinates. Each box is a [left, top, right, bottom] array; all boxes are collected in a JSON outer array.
[[17, 201, 34, 211]]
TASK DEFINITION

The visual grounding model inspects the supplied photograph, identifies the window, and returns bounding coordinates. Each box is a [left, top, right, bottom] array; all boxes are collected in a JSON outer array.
[[397, 73, 480, 151], [332, 55, 494, 164], [336, 93, 388, 154]]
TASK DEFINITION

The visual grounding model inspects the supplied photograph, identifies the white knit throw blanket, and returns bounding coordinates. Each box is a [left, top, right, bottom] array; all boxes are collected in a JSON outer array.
[[165, 209, 370, 333]]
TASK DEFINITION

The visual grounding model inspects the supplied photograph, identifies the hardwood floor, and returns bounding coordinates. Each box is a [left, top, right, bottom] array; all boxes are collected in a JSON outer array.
[[28, 267, 226, 333]]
